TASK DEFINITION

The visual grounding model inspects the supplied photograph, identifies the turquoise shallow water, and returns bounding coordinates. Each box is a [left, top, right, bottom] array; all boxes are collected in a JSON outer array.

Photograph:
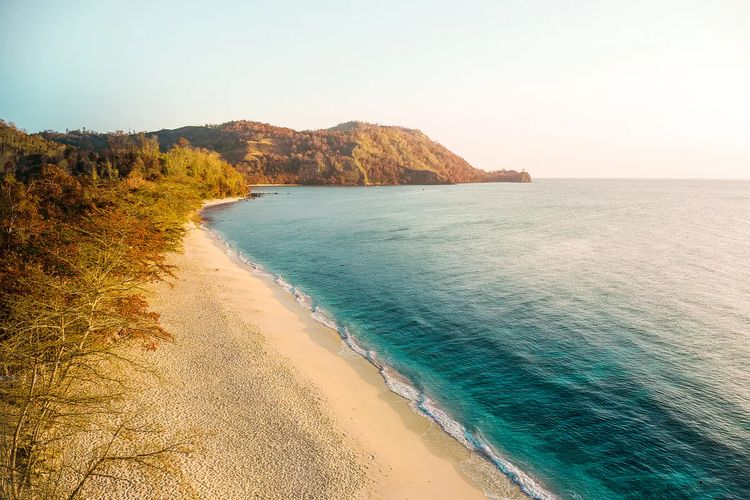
[[205, 180, 750, 499]]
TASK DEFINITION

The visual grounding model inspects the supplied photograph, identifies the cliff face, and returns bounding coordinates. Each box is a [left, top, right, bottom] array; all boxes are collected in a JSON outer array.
[[42, 120, 531, 185]]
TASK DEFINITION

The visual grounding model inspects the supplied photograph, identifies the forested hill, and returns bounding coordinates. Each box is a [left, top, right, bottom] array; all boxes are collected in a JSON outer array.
[[43, 120, 531, 185], [1, 119, 247, 497]]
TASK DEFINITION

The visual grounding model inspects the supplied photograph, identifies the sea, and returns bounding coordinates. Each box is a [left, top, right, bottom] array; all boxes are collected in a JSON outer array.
[[204, 180, 750, 499]]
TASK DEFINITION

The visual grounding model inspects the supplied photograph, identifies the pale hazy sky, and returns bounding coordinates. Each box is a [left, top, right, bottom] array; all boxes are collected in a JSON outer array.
[[1, 0, 748, 178]]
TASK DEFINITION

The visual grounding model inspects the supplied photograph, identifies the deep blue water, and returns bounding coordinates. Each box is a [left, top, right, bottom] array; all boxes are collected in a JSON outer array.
[[206, 180, 750, 499]]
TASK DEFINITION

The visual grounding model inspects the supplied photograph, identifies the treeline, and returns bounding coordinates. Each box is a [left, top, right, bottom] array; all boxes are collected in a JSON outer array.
[[28, 128, 246, 197], [44, 120, 532, 185], [0, 120, 246, 498]]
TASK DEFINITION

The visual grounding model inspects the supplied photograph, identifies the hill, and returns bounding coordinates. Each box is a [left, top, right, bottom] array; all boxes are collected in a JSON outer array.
[[44, 120, 531, 185]]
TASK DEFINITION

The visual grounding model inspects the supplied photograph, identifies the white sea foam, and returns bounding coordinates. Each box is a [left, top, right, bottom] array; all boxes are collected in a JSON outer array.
[[273, 275, 294, 293], [340, 327, 370, 358], [380, 366, 556, 499], [237, 252, 260, 270], [273, 275, 314, 309], [311, 307, 339, 331], [419, 399, 556, 500], [205, 226, 555, 500], [294, 291, 313, 309], [381, 366, 421, 402], [419, 397, 472, 448], [478, 442, 556, 500]]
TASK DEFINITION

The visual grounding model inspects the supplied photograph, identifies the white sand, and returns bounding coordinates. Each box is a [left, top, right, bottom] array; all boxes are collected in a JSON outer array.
[[82, 198, 526, 498]]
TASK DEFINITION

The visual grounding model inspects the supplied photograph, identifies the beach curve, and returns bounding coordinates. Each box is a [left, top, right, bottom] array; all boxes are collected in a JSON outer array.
[[79, 197, 526, 498]]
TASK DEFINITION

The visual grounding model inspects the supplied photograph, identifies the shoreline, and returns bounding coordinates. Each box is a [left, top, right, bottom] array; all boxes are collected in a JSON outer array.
[[200, 199, 530, 498], [201, 195, 247, 209]]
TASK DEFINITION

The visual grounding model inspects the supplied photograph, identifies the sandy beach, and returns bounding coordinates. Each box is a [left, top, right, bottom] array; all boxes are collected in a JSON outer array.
[[83, 198, 525, 499]]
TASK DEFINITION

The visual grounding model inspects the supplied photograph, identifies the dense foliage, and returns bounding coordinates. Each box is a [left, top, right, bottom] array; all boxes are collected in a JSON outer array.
[[0, 120, 246, 498], [44, 121, 531, 185]]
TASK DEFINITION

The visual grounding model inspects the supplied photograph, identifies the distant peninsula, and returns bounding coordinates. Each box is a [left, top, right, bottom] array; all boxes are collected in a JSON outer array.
[[42, 120, 531, 185]]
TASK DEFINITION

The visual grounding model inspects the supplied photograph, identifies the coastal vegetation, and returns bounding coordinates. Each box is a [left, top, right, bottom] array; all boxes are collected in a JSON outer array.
[[0, 115, 526, 497], [44, 120, 532, 185], [0, 120, 246, 498]]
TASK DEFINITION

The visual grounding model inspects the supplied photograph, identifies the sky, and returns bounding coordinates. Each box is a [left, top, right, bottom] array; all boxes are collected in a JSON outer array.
[[1, 0, 749, 178]]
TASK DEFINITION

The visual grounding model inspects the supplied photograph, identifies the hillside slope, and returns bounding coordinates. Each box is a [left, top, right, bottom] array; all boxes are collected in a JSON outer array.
[[42, 120, 531, 185], [153, 120, 530, 184]]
